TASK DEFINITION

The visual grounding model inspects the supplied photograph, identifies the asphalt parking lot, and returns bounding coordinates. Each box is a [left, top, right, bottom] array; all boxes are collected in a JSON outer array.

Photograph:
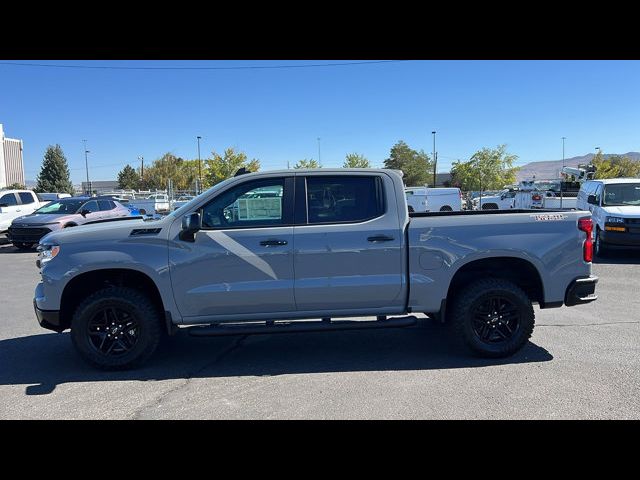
[[0, 240, 639, 419]]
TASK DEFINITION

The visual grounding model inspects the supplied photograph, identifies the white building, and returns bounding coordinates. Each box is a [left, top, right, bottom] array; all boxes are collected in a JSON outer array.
[[0, 124, 25, 188]]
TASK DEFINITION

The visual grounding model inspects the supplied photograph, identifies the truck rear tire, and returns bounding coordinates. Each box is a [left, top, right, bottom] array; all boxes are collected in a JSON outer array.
[[70, 287, 163, 370], [450, 278, 534, 358]]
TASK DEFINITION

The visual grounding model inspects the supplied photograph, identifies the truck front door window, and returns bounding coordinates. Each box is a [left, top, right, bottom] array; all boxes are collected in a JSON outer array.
[[201, 180, 285, 228]]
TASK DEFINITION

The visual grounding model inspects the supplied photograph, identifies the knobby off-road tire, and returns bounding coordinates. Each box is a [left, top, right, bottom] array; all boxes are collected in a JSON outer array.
[[450, 278, 535, 358], [71, 287, 163, 370]]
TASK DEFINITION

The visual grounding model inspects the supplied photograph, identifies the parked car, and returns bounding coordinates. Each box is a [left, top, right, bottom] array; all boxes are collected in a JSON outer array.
[[0, 190, 45, 238], [8, 196, 131, 249], [576, 178, 640, 256], [33, 168, 597, 370], [405, 187, 462, 212]]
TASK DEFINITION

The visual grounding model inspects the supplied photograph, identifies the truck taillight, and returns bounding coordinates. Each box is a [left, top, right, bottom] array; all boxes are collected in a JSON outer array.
[[532, 194, 541, 201], [578, 217, 593, 262]]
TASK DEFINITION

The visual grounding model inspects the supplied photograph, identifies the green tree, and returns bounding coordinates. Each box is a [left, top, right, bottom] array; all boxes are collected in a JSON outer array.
[[140, 153, 185, 190], [383, 140, 432, 186], [117, 164, 141, 189], [450, 145, 519, 191], [294, 159, 321, 169], [35, 145, 75, 194], [3, 183, 27, 190], [593, 152, 640, 179], [343, 153, 371, 168], [204, 148, 260, 187]]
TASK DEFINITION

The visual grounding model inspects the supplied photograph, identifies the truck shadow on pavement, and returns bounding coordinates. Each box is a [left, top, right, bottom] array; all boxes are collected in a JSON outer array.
[[593, 251, 640, 265], [0, 244, 37, 254], [0, 321, 553, 396]]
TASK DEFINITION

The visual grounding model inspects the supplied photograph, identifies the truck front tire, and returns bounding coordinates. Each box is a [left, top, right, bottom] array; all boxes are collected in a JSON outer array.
[[595, 228, 608, 257], [70, 287, 163, 370], [450, 278, 534, 358]]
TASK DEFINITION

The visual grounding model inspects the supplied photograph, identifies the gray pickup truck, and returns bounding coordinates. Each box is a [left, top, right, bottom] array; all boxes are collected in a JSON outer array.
[[33, 168, 598, 369]]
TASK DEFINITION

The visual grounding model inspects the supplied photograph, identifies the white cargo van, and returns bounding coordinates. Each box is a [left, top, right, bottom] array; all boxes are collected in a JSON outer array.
[[577, 178, 640, 256], [405, 187, 462, 212]]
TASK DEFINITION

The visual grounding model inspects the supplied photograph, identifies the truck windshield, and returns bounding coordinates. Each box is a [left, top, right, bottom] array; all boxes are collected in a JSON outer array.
[[603, 183, 640, 206], [34, 199, 87, 214]]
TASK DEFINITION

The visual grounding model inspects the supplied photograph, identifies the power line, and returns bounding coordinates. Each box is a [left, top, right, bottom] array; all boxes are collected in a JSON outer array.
[[0, 60, 409, 71]]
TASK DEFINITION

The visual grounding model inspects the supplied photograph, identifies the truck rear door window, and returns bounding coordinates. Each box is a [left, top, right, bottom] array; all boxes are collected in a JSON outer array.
[[305, 176, 384, 224], [18, 192, 36, 204]]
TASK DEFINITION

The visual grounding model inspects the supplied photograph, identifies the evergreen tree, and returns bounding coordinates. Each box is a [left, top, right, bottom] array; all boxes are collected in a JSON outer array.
[[35, 145, 75, 194], [117, 164, 141, 189]]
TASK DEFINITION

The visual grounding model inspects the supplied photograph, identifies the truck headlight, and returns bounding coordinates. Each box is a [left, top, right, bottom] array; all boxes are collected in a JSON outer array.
[[36, 244, 60, 267], [605, 216, 625, 223]]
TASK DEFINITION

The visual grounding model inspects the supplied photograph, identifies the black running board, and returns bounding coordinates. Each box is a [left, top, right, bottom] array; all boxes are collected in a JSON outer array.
[[187, 316, 418, 337]]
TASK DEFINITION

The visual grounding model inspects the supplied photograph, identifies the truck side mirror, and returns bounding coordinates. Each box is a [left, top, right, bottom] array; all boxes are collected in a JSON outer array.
[[179, 212, 201, 242], [587, 194, 598, 205], [79, 209, 91, 217]]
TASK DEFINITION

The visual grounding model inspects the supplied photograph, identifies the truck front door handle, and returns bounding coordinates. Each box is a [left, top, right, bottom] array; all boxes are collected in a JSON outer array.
[[368, 235, 395, 242], [260, 239, 288, 246]]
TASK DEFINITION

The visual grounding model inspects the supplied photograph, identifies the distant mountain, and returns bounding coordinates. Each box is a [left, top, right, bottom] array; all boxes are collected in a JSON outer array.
[[516, 152, 640, 181]]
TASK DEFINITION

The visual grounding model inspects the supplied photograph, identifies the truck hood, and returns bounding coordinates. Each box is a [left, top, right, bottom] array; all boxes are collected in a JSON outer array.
[[600, 205, 640, 217], [40, 217, 170, 245]]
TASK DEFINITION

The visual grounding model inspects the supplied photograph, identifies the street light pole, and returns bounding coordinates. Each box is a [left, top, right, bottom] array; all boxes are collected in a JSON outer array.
[[83, 139, 90, 195], [197, 136, 202, 194], [432, 131, 437, 187], [138, 155, 144, 181], [317, 137, 321, 167], [561, 137, 566, 209]]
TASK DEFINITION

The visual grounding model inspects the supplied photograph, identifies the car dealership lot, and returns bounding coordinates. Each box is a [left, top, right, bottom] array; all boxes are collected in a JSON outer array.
[[0, 240, 639, 419]]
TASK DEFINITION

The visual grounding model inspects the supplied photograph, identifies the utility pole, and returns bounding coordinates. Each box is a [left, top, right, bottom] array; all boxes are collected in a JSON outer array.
[[317, 137, 321, 167], [432, 131, 437, 187], [561, 137, 566, 209], [138, 156, 144, 188], [83, 140, 90, 195], [197, 136, 202, 194]]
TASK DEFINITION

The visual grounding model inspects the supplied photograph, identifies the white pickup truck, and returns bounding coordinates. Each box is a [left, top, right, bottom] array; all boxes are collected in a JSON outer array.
[[0, 190, 45, 237]]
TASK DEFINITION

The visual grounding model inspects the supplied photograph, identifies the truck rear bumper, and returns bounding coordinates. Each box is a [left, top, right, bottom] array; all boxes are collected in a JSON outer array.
[[565, 275, 598, 306]]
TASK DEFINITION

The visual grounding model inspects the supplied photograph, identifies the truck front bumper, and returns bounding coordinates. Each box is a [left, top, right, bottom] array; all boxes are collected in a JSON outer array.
[[600, 229, 640, 249], [34, 299, 63, 332], [565, 275, 598, 306]]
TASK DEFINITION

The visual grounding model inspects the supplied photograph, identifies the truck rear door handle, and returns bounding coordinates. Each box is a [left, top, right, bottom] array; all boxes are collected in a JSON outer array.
[[260, 239, 288, 246], [367, 235, 394, 242]]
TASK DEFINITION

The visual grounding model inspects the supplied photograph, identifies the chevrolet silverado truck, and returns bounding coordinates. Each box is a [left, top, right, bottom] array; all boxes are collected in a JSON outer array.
[[33, 169, 598, 370]]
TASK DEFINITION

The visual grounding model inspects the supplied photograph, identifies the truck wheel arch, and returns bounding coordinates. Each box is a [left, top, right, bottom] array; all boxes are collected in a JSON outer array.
[[59, 268, 167, 333], [444, 257, 545, 319]]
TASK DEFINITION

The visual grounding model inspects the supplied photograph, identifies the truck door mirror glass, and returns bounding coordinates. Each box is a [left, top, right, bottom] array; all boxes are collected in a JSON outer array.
[[587, 194, 598, 205], [180, 212, 201, 242]]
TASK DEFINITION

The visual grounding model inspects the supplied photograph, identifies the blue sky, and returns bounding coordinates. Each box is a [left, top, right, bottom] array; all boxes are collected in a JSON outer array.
[[1, 60, 639, 184]]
